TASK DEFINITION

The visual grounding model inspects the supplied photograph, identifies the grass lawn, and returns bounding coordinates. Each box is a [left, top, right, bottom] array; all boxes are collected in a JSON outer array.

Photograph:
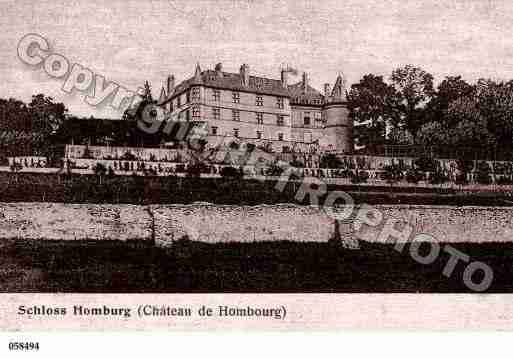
[[1, 238, 513, 292]]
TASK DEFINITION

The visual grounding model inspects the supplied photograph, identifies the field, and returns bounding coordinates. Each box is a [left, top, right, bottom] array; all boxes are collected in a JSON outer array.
[[1, 172, 512, 205], [1, 238, 512, 292]]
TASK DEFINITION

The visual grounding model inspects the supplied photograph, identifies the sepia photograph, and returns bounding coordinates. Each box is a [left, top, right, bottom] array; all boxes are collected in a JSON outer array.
[[3, 0, 513, 336]]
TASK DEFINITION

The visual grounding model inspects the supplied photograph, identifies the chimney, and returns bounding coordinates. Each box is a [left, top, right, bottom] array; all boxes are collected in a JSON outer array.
[[240, 64, 250, 86], [167, 75, 175, 97], [215, 63, 223, 77], [302, 72, 309, 93], [324, 83, 331, 97], [281, 69, 288, 88]]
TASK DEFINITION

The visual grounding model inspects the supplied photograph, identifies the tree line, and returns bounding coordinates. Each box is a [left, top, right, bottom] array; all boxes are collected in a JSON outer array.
[[347, 65, 513, 160], [0, 94, 67, 162]]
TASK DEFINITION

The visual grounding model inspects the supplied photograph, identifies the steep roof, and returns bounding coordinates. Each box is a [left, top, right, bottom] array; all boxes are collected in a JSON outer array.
[[164, 69, 326, 105], [329, 74, 347, 101], [287, 81, 325, 106], [168, 70, 289, 99]]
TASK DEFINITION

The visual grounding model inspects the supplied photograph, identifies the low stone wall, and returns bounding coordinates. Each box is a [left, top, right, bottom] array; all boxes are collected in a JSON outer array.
[[354, 205, 513, 244], [1, 203, 513, 245], [0, 203, 151, 241], [151, 204, 335, 247]]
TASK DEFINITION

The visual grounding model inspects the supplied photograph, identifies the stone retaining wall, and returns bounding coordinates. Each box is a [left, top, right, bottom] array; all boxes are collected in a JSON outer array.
[[1, 203, 513, 245], [0, 203, 151, 241], [151, 204, 335, 247]]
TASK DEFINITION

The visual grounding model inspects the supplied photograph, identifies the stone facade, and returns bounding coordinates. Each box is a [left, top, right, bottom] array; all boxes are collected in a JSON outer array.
[[158, 63, 353, 154]]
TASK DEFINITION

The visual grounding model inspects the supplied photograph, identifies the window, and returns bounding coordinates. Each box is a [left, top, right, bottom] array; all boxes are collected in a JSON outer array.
[[277, 115, 284, 126], [232, 110, 240, 121], [277, 97, 284, 109], [213, 107, 220, 120], [256, 113, 263, 124], [176, 96, 181, 108], [233, 128, 239, 137], [256, 131, 262, 139], [186, 91, 190, 103], [191, 87, 200, 101], [212, 89, 220, 101], [211, 126, 218, 135], [256, 95, 263, 106], [278, 133, 284, 141], [232, 91, 240, 103], [192, 106, 200, 118], [304, 112, 311, 126], [186, 110, 190, 121], [315, 112, 322, 122]]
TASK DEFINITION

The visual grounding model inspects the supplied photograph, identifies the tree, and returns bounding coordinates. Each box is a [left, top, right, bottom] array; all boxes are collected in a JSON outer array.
[[390, 65, 435, 135], [474, 80, 513, 150], [388, 127, 414, 145], [425, 76, 475, 127], [416, 121, 451, 148], [347, 74, 401, 151], [28, 94, 67, 135]]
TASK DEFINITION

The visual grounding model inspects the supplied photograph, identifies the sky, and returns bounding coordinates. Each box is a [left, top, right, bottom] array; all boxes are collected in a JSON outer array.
[[2, 0, 513, 118]]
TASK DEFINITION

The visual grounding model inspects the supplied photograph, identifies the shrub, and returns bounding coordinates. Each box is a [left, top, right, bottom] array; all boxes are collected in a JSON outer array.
[[382, 164, 404, 183], [220, 166, 242, 179], [429, 169, 449, 184], [350, 170, 369, 184], [319, 153, 343, 168], [289, 159, 305, 168], [405, 168, 424, 184], [121, 151, 137, 161], [10, 162, 22, 172], [415, 156, 437, 173], [93, 162, 107, 176], [265, 163, 284, 177], [455, 159, 473, 184], [186, 163, 208, 177], [82, 147, 94, 159], [229, 141, 240, 150], [496, 176, 513, 185], [475, 161, 492, 184]]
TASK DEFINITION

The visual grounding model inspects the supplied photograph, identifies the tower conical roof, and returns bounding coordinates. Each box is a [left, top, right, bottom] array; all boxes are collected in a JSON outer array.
[[331, 74, 347, 101], [193, 63, 202, 84], [158, 86, 167, 104]]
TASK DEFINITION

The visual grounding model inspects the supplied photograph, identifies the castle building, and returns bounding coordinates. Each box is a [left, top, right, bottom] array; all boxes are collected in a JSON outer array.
[[158, 63, 353, 154]]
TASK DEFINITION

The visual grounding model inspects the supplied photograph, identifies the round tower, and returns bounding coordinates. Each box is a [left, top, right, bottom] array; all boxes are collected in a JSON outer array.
[[322, 74, 353, 154]]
